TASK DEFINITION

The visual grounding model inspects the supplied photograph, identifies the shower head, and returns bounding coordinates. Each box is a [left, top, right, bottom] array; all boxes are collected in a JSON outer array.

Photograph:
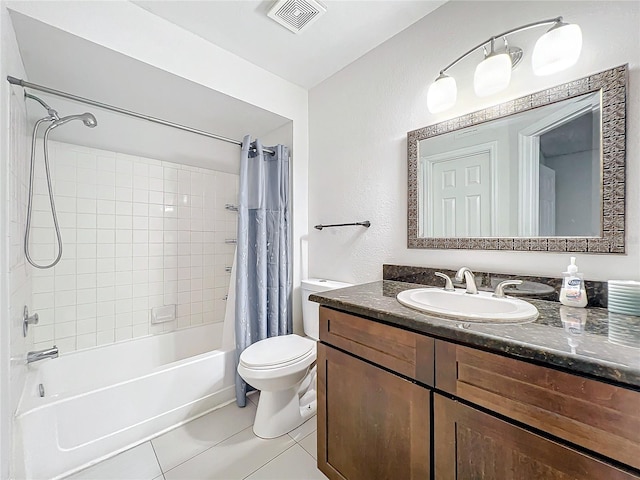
[[50, 112, 98, 129]]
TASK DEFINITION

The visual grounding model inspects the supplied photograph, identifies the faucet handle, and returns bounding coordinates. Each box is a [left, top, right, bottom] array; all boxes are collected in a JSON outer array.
[[23, 306, 39, 337], [493, 280, 523, 298], [434, 272, 455, 292]]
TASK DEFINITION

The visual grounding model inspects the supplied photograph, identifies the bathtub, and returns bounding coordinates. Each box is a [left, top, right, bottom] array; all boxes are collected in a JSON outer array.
[[16, 322, 236, 480]]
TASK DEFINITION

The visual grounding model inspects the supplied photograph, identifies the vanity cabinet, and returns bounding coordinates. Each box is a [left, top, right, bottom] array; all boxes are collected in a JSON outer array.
[[436, 341, 640, 471], [434, 394, 638, 479], [317, 306, 640, 480], [318, 344, 431, 480], [317, 307, 434, 480]]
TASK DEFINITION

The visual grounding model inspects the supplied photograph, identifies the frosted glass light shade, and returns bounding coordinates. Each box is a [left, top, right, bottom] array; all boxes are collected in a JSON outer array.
[[532, 22, 582, 76], [427, 75, 457, 113], [473, 53, 512, 97]]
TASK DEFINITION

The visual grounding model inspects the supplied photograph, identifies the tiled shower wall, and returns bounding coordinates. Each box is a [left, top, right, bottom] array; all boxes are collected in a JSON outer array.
[[7, 87, 32, 417], [29, 141, 238, 353]]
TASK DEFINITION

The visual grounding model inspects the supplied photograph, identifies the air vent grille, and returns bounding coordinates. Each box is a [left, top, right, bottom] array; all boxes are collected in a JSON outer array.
[[267, 0, 326, 34]]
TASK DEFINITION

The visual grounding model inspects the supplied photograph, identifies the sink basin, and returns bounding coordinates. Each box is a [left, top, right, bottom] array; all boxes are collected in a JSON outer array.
[[396, 288, 538, 323]]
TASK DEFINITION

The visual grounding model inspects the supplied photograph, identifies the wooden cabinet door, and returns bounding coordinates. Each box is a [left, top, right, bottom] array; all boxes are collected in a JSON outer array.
[[435, 340, 640, 470], [318, 343, 431, 480], [434, 394, 640, 480]]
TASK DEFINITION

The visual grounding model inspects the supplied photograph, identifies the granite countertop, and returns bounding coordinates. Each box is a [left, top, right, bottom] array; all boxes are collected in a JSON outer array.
[[310, 280, 640, 389]]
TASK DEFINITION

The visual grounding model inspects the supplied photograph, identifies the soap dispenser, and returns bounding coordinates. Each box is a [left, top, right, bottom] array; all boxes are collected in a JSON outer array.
[[559, 257, 587, 308]]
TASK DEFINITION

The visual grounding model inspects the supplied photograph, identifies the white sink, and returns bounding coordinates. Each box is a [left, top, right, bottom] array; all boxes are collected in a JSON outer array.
[[396, 288, 538, 323]]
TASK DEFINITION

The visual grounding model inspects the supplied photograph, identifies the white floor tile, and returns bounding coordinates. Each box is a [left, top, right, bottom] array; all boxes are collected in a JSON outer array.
[[67, 442, 161, 480], [288, 415, 317, 442], [244, 444, 327, 480], [164, 426, 295, 480], [299, 431, 318, 460], [152, 402, 257, 472], [247, 391, 260, 407]]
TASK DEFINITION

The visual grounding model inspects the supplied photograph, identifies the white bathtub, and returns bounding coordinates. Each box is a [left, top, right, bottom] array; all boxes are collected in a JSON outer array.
[[16, 322, 236, 480]]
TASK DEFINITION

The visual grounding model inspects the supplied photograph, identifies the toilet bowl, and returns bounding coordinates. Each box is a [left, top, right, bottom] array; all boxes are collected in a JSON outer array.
[[237, 278, 352, 438]]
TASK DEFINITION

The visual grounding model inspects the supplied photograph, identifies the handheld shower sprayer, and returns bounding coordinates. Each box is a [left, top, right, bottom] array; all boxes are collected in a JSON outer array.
[[49, 113, 98, 129], [24, 94, 98, 268]]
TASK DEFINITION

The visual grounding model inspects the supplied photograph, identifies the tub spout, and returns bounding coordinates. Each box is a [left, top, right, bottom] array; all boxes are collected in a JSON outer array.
[[27, 346, 58, 364]]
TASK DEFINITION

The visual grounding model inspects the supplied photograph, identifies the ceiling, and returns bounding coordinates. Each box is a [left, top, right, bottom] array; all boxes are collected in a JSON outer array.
[[8, 1, 447, 170], [133, 0, 447, 89], [9, 10, 291, 173]]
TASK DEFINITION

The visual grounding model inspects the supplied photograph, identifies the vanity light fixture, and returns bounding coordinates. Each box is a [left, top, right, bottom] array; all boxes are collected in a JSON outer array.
[[427, 17, 583, 113]]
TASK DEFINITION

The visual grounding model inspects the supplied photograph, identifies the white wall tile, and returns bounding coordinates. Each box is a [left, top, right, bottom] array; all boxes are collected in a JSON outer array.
[[55, 321, 76, 339], [77, 229, 97, 244], [77, 318, 97, 335], [96, 171, 116, 186], [97, 200, 116, 215], [97, 330, 115, 346], [77, 273, 97, 289], [77, 333, 97, 350], [115, 326, 132, 342], [77, 303, 97, 320], [30, 141, 237, 352], [115, 201, 132, 215]]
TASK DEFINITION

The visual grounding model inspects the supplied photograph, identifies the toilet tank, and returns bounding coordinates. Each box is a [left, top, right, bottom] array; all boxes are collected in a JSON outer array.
[[301, 278, 353, 340]]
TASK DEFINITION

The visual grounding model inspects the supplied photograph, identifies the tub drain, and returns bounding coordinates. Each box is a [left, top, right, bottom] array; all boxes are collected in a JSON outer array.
[[38, 383, 45, 397]]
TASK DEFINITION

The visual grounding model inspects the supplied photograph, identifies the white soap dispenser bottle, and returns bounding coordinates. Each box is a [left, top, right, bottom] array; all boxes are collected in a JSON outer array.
[[559, 257, 587, 307]]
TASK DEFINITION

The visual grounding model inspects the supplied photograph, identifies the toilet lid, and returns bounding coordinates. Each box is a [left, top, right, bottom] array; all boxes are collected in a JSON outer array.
[[240, 335, 315, 368]]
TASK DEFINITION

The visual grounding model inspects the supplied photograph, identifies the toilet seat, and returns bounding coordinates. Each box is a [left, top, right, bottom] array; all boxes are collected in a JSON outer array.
[[240, 335, 315, 370]]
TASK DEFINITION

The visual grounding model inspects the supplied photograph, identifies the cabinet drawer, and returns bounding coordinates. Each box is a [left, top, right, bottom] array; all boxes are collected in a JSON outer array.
[[319, 306, 434, 386], [436, 340, 640, 471]]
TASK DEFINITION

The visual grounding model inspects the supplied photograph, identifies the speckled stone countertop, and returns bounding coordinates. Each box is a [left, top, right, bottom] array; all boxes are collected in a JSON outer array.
[[310, 281, 640, 389]]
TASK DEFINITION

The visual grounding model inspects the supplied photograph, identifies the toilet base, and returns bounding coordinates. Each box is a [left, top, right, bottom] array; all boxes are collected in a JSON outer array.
[[253, 368, 317, 439]]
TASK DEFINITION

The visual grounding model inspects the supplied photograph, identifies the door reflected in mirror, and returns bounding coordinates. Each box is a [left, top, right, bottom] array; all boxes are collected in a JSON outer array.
[[418, 92, 601, 238]]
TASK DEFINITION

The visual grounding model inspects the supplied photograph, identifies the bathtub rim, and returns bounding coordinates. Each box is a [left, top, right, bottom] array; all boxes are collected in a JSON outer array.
[[18, 322, 227, 415], [17, 345, 235, 417]]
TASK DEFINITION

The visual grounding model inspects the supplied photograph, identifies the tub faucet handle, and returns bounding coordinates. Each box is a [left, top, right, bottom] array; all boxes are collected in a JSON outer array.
[[434, 272, 455, 292], [23, 306, 39, 337]]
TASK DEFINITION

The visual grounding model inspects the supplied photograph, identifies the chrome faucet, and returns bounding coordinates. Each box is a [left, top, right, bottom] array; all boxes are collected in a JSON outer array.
[[455, 267, 478, 295], [434, 272, 455, 291], [493, 279, 523, 298], [27, 346, 58, 364]]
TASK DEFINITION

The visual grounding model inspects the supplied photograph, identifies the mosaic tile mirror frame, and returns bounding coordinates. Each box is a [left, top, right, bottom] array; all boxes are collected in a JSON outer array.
[[407, 64, 627, 253]]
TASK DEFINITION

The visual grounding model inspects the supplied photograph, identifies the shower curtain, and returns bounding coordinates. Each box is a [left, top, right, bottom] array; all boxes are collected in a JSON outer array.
[[235, 135, 292, 407]]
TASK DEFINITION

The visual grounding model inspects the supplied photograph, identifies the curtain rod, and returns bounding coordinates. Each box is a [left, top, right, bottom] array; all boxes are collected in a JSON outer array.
[[6, 76, 274, 155]]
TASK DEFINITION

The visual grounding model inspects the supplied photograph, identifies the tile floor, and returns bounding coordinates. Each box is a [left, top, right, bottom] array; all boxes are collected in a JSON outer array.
[[67, 394, 327, 480]]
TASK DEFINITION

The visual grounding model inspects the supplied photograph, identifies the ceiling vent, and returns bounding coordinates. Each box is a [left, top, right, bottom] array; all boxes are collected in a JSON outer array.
[[267, 0, 326, 34]]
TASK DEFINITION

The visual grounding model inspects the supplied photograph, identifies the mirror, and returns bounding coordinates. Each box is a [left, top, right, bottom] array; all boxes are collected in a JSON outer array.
[[408, 65, 627, 253]]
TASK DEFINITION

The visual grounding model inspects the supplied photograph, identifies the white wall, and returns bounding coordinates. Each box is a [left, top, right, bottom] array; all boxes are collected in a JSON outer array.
[[6, 0, 309, 324], [28, 141, 237, 353], [309, 1, 640, 282], [0, 5, 31, 478]]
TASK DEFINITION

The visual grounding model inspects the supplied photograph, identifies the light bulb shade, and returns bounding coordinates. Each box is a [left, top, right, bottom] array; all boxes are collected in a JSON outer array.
[[427, 75, 457, 113], [532, 22, 582, 76], [473, 53, 512, 97]]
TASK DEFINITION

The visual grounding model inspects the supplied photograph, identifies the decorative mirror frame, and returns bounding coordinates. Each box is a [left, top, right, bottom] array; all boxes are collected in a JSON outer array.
[[407, 64, 627, 253]]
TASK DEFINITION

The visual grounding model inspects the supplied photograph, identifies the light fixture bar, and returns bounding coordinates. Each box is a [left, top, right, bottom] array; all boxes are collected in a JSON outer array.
[[439, 16, 562, 74]]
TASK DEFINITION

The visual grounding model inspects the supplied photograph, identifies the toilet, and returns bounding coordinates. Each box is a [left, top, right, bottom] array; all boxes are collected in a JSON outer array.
[[237, 278, 352, 438]]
